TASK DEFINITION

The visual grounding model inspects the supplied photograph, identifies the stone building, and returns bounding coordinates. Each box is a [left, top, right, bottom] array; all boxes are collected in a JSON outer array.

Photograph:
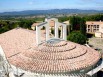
[[0, 18, 102, 77], [86, 21, 103, 37]]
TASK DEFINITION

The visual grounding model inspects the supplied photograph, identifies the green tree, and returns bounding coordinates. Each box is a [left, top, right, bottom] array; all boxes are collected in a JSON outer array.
[[0, 21, 9, 33], [67, 31, 87, 44], [69, 16, 86, 36], [80, 18, 86, 35], [58, 16, 69, 22], [69, 16, 81, 31], [19, 20, 33, 29], [85, 14, 103, 21]]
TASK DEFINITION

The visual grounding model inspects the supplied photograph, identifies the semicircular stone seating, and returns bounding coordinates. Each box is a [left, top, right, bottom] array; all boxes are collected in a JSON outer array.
[[8, 40, 100, 74]]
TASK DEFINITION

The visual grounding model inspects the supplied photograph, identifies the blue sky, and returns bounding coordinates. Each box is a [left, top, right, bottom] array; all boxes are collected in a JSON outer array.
[[0, 0, 103, 12]]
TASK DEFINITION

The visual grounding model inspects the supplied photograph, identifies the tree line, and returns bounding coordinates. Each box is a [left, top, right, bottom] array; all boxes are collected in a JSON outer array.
[[0, 14, 103, 44], [58, 14, 103, 22], [67, 14, 103, 44], [0, 19, 36, 34], [67, 16, 87, 44], [61, 14, 103, 44]]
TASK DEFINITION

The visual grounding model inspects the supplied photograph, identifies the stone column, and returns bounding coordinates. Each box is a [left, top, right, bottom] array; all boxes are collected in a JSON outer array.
[[46, 24, 50, 41], [63, 25, 67, 40], [55, 22, 58, 38], [36, 26, 41, 45], [0, 46, 6, 61]]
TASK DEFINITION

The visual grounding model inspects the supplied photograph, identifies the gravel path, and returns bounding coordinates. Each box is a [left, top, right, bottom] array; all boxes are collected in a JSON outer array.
[[88, 37, 103, 53]]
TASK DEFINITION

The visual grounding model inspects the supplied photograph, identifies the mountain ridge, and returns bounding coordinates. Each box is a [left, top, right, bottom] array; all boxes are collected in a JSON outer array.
[[0, 9, 103, 16]]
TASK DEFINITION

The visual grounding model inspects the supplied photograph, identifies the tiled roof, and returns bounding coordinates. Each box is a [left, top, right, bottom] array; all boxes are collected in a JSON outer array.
[[0, 28, 100, 74], [32, 21, 55, 27], [61, 20, 103, 25], [31, 23, 41, 27], [86, 21, 103, 25], [63, 20, 70, 25]]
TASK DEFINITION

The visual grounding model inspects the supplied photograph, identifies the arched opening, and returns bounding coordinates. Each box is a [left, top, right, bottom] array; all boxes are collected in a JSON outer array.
[[58, 25, 63, 38], [50, 20, 55, 28], [49, 20, 55, 38], [40, 26, 46, 42]]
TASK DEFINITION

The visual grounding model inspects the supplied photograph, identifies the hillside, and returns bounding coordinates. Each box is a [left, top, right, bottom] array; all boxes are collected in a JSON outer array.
[[0, 9, 103, 16]]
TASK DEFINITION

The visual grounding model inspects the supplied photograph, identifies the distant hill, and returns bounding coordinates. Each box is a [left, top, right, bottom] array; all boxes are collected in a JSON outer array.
[[0, 9, 103, 16]]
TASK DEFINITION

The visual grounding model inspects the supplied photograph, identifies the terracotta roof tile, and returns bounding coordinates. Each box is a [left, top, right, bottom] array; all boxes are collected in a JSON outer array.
[[0, 28, 101, 74]]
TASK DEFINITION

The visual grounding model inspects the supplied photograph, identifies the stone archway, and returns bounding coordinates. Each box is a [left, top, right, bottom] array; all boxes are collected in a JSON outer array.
[[40, 26, 46, 42], [58, 25, 63, 38], [49, 20, 55, 38], [58, 23, 67, 40], [36, 18, 67, 45]]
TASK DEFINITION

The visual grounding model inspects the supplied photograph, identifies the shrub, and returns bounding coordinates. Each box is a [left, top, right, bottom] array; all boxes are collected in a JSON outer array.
[[67, 31, 87, 44]]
